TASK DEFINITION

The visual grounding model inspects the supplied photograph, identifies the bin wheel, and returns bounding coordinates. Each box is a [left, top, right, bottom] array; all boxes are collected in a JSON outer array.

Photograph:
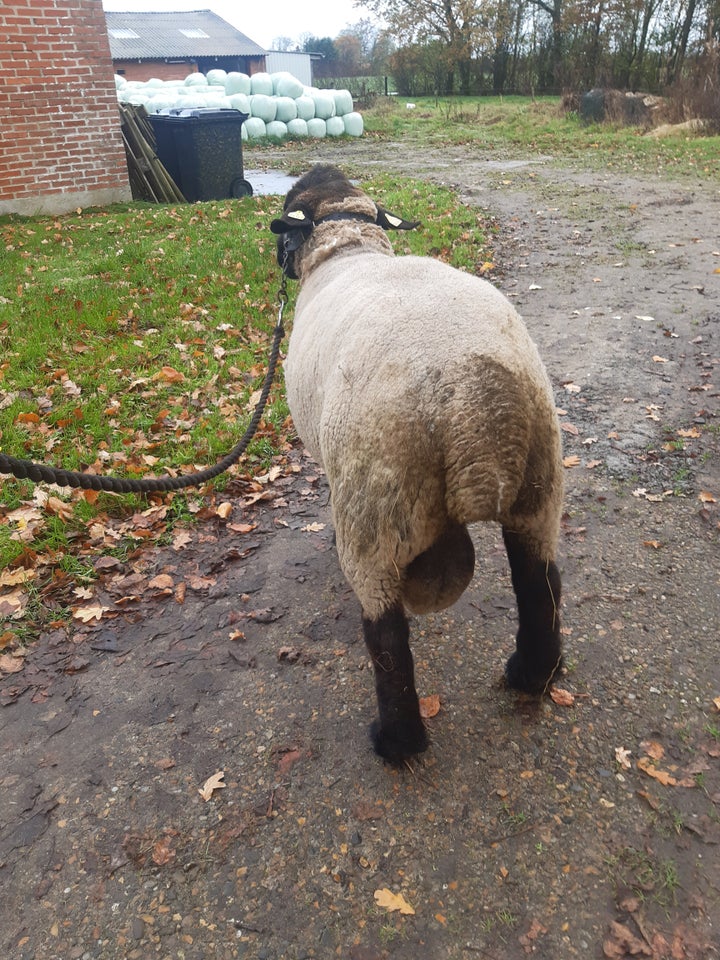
[[231, 177, 253, 197]]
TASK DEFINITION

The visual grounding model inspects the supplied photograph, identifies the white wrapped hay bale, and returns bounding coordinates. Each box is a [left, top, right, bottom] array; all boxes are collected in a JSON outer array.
[[295, 95, 315, 121], [228, 93, 251, 113], [326, 116, 346, 137], [287, 118, 309, 137], [114, 74, 127, 90], [307, 117, 327, 138], [184, 72, 208, 87], [273, 72, 304, 99], [225, 72, 251, 95], [250, 72, 274, 95], [311, 91, 336, 120], [274, 96, 298, 123], [206, 68, 227, 86], [266, 120, 288, 139], [332, 89, 354, 116], [250, 94, 277, 123], [243, 117, 267, 138], [343, 112, 364, 137]]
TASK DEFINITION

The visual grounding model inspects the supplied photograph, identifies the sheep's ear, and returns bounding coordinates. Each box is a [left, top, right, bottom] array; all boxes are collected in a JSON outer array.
[[270, 208, 313, 234], [375, 207, 420, 231]]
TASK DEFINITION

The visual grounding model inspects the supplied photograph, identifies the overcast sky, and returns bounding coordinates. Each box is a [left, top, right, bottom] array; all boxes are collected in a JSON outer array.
[[101, 0, 380, 51]]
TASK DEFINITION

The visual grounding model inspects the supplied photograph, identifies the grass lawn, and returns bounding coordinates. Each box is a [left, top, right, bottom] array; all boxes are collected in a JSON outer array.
[[0, 172, 489, 637]]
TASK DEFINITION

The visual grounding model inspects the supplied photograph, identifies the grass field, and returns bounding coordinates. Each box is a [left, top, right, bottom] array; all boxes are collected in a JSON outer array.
[[1, 95, 718, 637], [0, 172, 488, 604]]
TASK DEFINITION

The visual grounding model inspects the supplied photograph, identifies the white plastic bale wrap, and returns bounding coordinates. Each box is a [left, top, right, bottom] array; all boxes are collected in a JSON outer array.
[[287, 117, 309, 137], [325, 116, 346, 137], [243, 116, 267, 139], [294, 95, 316, 121], [225, 72, 251, 95], [184, 73, 208, 87], [115, 72, 364, 138], [206, 69, 227, 85], [266, 120, 288, 138], [307, 117, 327, 138], [274, 96, 298, 122], [250, 94, 277, 123], [332, 89, 354, 116], [311, 91, 336, 120], [273, 72, 304, 99], [228, 93, 251, 113], [343, 112, 364, 137], [250, 72, 274, 95]]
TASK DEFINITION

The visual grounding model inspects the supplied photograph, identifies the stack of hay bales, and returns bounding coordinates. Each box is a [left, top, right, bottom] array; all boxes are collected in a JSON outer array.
[[115, 70, 364, 139]]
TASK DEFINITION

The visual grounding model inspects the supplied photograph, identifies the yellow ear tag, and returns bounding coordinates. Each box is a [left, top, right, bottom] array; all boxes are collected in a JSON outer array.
[[287, 210, 306, 220], [386, 214, 403, 227]]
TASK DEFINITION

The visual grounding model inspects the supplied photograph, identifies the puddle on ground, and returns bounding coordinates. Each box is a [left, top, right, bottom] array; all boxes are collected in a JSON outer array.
[[244, 169, 297, 195]]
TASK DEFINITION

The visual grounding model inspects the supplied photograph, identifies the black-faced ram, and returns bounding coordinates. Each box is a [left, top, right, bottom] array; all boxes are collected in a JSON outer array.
[[271, 164, 564, 763]]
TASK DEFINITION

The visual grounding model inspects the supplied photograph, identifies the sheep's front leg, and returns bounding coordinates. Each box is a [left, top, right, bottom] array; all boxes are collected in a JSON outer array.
[[502, 528, 562, 693], [363, 604, 429, 762]]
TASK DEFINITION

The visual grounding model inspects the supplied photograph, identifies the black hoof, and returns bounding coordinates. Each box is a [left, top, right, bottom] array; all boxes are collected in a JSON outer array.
[[370, 720, 429, 763], [505, 651, 562, 694]]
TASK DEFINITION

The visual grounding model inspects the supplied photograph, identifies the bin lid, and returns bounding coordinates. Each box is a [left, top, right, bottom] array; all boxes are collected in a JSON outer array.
[[154, 108, 248, 122]]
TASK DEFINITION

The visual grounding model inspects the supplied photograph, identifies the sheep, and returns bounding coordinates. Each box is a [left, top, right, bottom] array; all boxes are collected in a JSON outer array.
[[270, 164, 564, 763]]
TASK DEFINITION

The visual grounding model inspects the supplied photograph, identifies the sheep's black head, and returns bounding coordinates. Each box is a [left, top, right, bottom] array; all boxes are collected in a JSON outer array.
[[270, 164, 419, 280]]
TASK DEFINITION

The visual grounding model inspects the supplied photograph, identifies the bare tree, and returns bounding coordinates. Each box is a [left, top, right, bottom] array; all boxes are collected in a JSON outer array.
[[359, 0, 489, 92]]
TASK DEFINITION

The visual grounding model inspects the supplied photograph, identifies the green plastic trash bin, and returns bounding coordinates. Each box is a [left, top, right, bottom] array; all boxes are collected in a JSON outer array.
[[149, 109, 252, 202]]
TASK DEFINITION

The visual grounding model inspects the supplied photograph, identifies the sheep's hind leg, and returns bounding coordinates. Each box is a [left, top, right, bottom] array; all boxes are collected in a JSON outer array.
[[502, 528, 562, 693], [363, 604, 428, 762]]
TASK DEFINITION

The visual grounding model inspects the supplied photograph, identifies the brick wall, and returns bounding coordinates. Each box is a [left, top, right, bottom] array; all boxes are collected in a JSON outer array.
[[0, 0, 131, 215]]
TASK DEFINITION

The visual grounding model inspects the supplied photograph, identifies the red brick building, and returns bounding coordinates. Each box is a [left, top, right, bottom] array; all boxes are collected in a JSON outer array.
[[0, 0, 131, 216], [106, 10, 267, 83]]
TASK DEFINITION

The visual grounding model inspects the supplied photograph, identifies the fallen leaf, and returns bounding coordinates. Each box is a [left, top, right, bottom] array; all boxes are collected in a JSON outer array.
[[643, 540, 662, 549], [519, 918, 548, 953], [301, 522, 326, 533], [215, 502, 233, 519], [642, 740, 665, 761], [227, 522, 257, 534], [151, 835, 176, 866], [154, 758, 176, 770], [615, 747, 632, 769], [563, 455, 581, 468], [198, 771, 226, 801], [0, 653, 25, 675], [419, 694, 441, 719], [0, 568, 36, 587], [603, 920, 652, 958], [677, 427, 701, 438], [652, 355, 669, 363], [699, 491, 716, 504], [152, 365, 185, 383], [550, 687, 575, 707], [72, 603, 111, 623], [637, 756, 677, 786], [374, 888, 415, 915], [148, 574, 174, 591]]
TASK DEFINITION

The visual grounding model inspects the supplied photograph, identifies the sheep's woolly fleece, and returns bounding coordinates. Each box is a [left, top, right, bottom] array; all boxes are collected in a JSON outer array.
[[282, 172, 563, 622]]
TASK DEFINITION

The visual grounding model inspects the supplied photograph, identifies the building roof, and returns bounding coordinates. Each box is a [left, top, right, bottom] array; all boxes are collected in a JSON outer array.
[[105, 10, 266, 60]]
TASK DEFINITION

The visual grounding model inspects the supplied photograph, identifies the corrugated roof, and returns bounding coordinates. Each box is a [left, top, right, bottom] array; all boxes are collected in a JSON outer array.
[[105, 10, 266, 59]]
